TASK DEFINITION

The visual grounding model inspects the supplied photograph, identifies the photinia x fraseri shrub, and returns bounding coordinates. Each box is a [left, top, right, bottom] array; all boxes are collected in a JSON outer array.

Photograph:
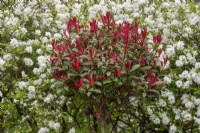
[[50, 12, 166, 132]]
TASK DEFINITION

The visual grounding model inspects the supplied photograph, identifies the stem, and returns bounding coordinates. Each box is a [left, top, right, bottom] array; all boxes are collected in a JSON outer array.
[[87, 115, 92, 133], [100, 119, 106, 133], [0, 98, 4, 133]]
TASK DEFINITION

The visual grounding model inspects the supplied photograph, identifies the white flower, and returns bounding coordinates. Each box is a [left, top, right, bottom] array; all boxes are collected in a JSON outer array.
[[45, 32, 51, 37], [195, 62, 200, 69], [25, 46, 32, 53], [10, 38, 19, 47], [44, 94, 53, 103], [54, 33, 62, 39], [3, 54, 12, 61], [69, 127, 75, 133], [0, 57, 5, 67], [42, 37, 49, 43], [176, 80, 183, 88], [185, 101, 195, 109], [18, 81, 28, 90], [169, 125, 177, 133], [175, 41, 184, 50], [181, 111, 192, 121], [164, 76, 172, 84], [36, 49, 43, 55], [48, 121, 60, 130], [0, 91, 2, 97], [196, 107, 200, 117], [180, 71, 189, 79], [179, 55, 188, 65], [28, 86, 35, 93], [33, 68, 42, 75], [157, 99, 166, 107], [33, 78, 42, 86], [182, 81, 192, 89], [160, 113, 170, 125], [137, 0, 149, 5], [153, 117, 160, 124], [38, 127, 49, 133], [21, 71, 27, 77], [168, 96, 175, 104], [175, 60, 184, 67], [21, 27, 27, 35], [23, 58, 34, 66], [35, 30, 41, 36], [147, 107, 153, 115]]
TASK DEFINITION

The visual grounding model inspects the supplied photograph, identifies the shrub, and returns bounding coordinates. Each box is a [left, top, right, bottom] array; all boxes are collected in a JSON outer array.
[[51, 12, 166, 132]]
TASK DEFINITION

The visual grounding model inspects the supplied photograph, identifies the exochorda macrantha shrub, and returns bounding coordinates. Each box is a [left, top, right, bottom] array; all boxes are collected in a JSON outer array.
[[51, 12, 167, 132]]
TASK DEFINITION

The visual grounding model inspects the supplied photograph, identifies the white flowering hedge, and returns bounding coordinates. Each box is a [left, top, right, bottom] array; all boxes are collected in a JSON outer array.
[[0, 0, 200, 132]]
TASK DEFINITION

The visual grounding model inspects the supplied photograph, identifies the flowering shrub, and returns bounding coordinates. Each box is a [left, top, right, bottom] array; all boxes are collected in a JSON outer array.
[[0, 0, 200, 132]]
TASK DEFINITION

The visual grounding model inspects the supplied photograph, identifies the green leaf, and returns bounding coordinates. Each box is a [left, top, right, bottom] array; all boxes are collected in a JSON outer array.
[[130, 64, 140, 72], [141, 66, 151, 71], [106, 71, 111, 76], [86, 92, 91, 97], [153, 81, 164, 85], [92, 89, 101, 93], [103, 80, 113, 84], [95, 81, 102, 86]]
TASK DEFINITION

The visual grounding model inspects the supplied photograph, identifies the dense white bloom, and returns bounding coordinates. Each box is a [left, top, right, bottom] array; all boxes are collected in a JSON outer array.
[[33, 78, 42, 86], [168, 96, 175, 104], [166, 46, 175, 57], [160, 113, 170, 125], [164, 76, 172, 84], [180, 70, 189, 79], [28, 86, 35, 93], [40, 74, 46, 79], [10, 38, 19, 47], [3, 53, 12, 61], [181, 111, 192, 121], [44, 94, 54, 103], [0, 57, 5, 68], [48, 121, 60, 130], [176, 80, 183, 88], [18, 81, 28, 90], [185, 101, 195, 109], [21, 27, 28, 35], [33, 68, 43, 75], [179, 55, 188, 65], [129, 96, 138, 106], [24, 7, 32, 16], [195, 62, 200, 69], [153, 117, 160, 125], [137, 0, 149, 5], [175, 60, 184, 67], [21, 71, 27, 77], [182, 81, 192, 89], [25, 46, 32, 53], [175, 41, 184, 50], [41, 37, 49, 43], [196, 107, 200, 117], [23, 58, 34, 66], [54, 33, 62, 39], [38, 127, 49, 133], [69, 127, 75, 133], [147, 107, 153, 115], [169, 125, 177, 133], [157, 99, 166, 107], [0, 91, 2, 97], [35, 30, 41, 36], [36, 49, 43, 55]]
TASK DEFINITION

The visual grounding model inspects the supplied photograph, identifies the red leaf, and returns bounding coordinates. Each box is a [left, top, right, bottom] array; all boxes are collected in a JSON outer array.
[[95, 113, 101, 119]]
